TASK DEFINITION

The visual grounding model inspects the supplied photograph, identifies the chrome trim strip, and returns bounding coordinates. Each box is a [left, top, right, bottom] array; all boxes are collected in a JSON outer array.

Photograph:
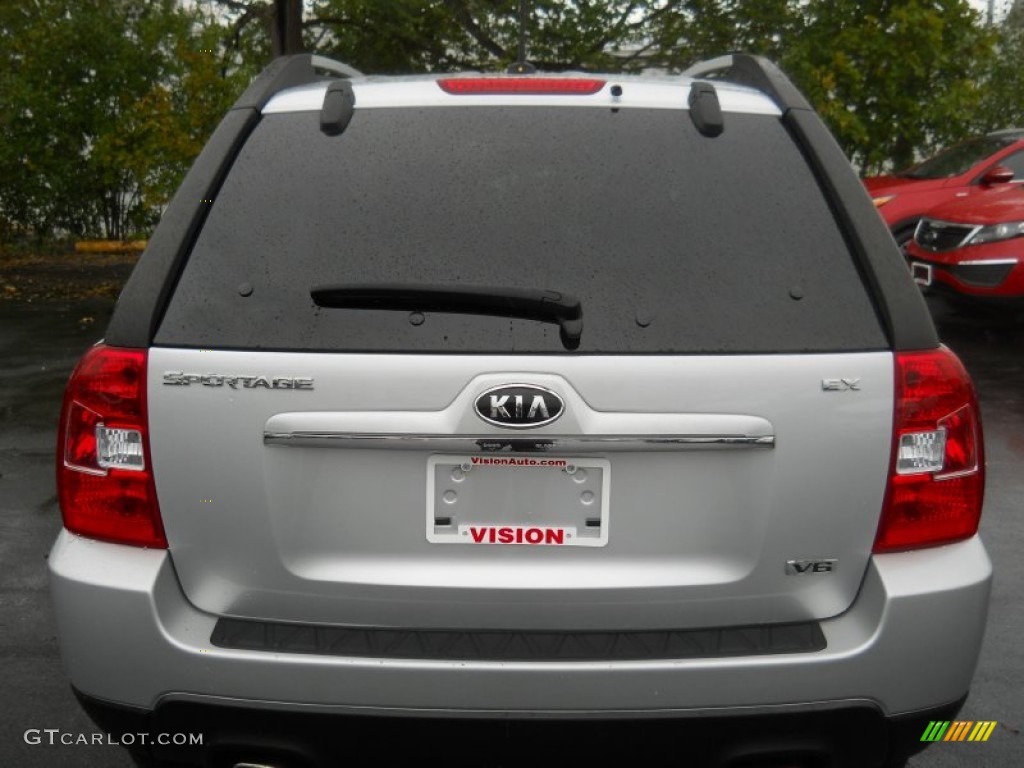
[[263, 432, 775, 451], [957, 258, 1019, 266]]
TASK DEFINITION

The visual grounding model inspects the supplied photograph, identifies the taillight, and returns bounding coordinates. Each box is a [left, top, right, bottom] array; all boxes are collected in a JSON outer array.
[[437, 77, 605, 95], [56, 345, 166, 548], [874, 346, 984, 552]]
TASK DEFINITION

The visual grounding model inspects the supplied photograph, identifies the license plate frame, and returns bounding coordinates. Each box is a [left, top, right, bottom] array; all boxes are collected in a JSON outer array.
[[911, 261, 933, 286], [426, 454, 610, 547]]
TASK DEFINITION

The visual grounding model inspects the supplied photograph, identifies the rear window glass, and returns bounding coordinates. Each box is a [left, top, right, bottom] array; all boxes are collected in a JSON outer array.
[[156, 106, 886, 353]]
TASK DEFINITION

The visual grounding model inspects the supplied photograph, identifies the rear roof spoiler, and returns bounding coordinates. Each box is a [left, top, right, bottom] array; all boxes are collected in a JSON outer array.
[[683, 54, 812, 114], [233, 54, 362, 111]]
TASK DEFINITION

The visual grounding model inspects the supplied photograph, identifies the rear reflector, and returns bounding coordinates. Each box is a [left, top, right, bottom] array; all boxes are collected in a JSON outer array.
[[57, 345, 166, 548], [437, 77, 605, 95], [874, 347, 984, 553]]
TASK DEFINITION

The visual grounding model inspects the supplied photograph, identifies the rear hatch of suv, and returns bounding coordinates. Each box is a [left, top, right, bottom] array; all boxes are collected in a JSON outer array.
[[144, 78, 895, 631]]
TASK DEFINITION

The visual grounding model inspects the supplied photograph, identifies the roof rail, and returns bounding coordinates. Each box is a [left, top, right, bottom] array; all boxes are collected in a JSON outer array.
[[310, 55, 363, 79], [682, 53, 811, 114], [233, 54, 363, 112]]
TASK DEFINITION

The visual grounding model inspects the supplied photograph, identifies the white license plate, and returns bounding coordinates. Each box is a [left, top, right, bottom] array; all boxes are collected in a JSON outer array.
[[426, 455, 610, 547], [911, 261, 933, 286]]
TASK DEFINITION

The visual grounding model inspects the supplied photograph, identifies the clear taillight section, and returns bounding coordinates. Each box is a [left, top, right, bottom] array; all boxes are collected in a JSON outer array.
[[874, 347, 984, 552], [57, 345, 166, 548]]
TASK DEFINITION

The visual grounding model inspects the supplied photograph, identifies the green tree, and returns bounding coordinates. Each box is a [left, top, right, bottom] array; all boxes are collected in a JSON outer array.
[[643, 0, 801, 70], [1, 0, 1011, 243], [974, 0, 1024, 135], [0, 0, 248, 241], [781, 0, 996, 173], [218, 0, 675, 73], [1008, 0, 1024, 27]]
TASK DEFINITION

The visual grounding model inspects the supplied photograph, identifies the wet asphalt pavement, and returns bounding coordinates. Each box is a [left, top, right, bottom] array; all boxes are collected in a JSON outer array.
[[0, 295, 1020, 767]]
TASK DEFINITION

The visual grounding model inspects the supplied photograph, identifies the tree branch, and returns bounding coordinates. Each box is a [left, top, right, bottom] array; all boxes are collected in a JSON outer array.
[[586, 1, 640, 55], [225, 2, 270, 53], [304, 15, 370, 30], [446, 0, 507, 60]]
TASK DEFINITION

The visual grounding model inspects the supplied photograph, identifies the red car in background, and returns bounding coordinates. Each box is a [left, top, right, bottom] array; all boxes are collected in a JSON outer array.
[[864, 128, 1024, 250], [906, 188, 1024, 300]]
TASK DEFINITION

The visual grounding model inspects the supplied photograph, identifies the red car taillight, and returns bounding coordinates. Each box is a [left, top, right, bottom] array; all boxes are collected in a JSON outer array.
[[874, 346, 984, 552], [56, 345, 166, 548]]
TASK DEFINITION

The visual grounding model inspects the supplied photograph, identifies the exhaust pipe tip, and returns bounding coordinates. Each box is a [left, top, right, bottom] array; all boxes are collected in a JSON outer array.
[[217, 742, 318, 768], [726, 750, 828, 768]]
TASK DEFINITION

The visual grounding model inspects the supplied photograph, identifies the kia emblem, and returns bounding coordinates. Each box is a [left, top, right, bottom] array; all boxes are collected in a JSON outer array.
[[474, 385, 564, 429]]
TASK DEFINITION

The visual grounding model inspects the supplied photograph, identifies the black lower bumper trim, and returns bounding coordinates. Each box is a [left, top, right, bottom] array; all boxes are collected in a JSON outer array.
[[210, 617, 826, 661], [948, 261, 1015, 288], [911, 257, 1022, 298], [74, 687, 967, 768]]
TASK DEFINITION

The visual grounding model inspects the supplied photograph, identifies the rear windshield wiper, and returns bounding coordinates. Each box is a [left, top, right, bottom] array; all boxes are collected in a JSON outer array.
[[311, 283, 583, 350]]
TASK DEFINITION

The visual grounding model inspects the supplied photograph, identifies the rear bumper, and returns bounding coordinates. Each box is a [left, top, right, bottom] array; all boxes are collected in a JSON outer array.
[[75, 687, 967, 768], [50, 530, 991, 757]]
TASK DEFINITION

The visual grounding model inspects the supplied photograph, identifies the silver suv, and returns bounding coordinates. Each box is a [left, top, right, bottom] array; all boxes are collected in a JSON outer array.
[[51, 54, 991, 768]]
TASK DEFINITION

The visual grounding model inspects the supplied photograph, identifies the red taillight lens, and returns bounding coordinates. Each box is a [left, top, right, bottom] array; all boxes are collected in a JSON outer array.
[[437, 77, 605, 95], [874, 347, 984, 553], [56, 345, 166, 548]]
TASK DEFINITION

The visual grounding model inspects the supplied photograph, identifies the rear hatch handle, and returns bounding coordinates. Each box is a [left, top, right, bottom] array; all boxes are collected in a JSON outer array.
[[311, 283, 583, 350]]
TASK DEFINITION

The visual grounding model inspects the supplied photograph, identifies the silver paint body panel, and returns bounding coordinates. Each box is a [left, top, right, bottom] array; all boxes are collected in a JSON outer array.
[[48, 530, 992, 715], [143, 349, 891, 630]]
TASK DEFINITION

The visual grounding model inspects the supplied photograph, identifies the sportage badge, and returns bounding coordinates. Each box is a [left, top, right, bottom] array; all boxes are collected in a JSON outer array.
[[474, 384, 564, 429]]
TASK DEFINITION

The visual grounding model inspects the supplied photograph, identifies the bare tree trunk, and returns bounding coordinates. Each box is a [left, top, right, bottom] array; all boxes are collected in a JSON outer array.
[[110, 191, 122, 240], [272, 0, 303, 56]]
